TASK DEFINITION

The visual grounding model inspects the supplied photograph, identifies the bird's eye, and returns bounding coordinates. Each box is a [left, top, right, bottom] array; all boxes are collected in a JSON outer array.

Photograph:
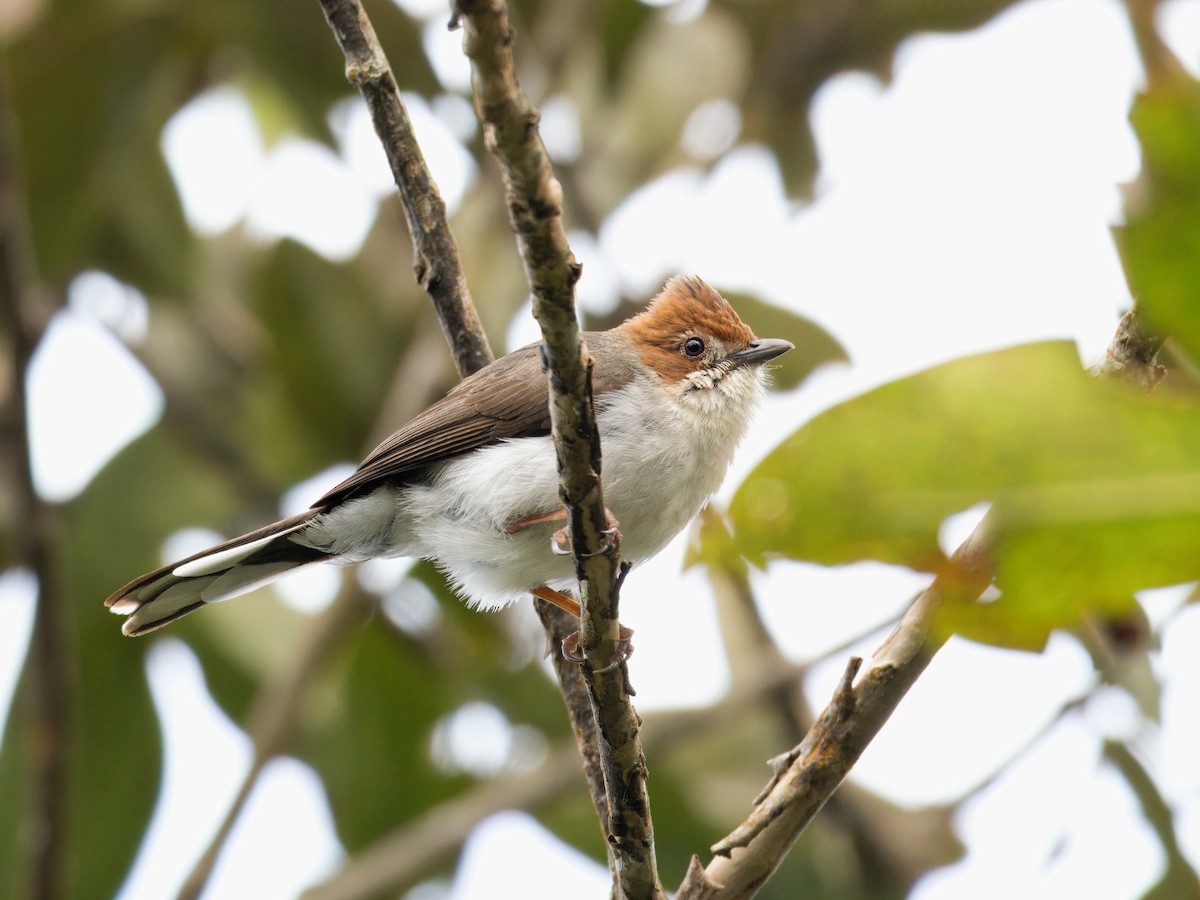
[[683, 337, 706, 358]]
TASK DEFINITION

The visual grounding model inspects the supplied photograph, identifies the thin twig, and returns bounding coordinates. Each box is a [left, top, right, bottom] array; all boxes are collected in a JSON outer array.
[[1092, 305, 1166, 388], [702, 507, 936, 893], [1122, 0, 1188, 87], [0, 63, 72, 900], [317, 0, 492, 377], [299, 732, 597, 900], [176, 579, 370, 900], [174, 3, 502, 892], [302, 651, 814, 899], [452, 3, 661, 896]]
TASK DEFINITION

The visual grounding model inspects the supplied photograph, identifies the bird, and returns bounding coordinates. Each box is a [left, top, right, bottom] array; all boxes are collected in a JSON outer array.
[[106, 276, 793, 638]]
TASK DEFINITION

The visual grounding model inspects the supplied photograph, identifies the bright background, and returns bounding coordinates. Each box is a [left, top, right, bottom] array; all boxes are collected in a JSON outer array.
[[5, 0, 1200, 897]]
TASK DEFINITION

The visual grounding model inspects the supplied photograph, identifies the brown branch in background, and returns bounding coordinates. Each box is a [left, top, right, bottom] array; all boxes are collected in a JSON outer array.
[[0, 63, 72, 900], [176, 578, 370, 900], [452, 2, 662, 897], [1122, 0, 1188, 87], [679, 303, 1169, 897], [317, 0, 492, 376], [173, 4, 505, 892], [301, 651, 813, 900]]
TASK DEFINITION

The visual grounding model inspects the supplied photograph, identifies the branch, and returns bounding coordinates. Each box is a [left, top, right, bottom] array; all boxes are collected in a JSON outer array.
[[0, 62, 72, 900], [173, 5, 505, 890], [302, 651, 813, 899], [678, 521, 992, 898], [681, 306, 1169, 897], [1092, 305, 1166, 387], [317, 0, 492, 377], [1122, 0, 1189, 88], [452, 3, 661, 896], [534, 599, 611, 828], [703, 508, 944, 893], [176, 578, 370, 900]]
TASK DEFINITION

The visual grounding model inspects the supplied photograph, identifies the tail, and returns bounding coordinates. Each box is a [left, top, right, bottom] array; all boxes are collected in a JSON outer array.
[[105, 510, 329, 636]]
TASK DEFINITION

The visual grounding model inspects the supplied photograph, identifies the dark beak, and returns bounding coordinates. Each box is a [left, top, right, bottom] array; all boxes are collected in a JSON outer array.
[[728, 338, 794, 366]]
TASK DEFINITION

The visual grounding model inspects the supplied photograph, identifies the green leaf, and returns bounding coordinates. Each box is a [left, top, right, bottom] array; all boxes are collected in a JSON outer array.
[[0, 663, 33, 900], [731, 341, 1200, 647], [1118, 77, 1200, 363], [247, 241, 417, 470], [297, 618, 466, 854], [8, 10, 195, 293]]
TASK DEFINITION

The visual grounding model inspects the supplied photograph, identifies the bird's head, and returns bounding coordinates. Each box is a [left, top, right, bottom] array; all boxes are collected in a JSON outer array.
[[619, 276, 793, 406]]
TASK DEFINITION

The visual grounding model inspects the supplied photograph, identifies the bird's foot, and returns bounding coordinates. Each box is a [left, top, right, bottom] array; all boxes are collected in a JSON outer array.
[[561, 625, 635, 671], [530, 584, 634, 666], [550, 508, 621, 557]]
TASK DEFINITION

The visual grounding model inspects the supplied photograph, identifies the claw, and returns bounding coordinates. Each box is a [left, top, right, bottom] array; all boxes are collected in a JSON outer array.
[[560, 624, 635, 668], [549, 508, 623, 558], [551, 527, 572, 555], [561, 631, 586, 662], [529, 585, 634, 668]]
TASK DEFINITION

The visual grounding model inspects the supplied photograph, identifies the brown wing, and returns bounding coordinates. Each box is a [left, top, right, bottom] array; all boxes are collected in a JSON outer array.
[[315, 332, 645, 507], [315, 342, 550, 505]]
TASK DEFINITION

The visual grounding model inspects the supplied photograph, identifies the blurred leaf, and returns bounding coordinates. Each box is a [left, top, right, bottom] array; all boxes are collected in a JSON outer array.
[[64, 574, 162, 898], [731, 341, 1200, 647], [1118, 76, 1200, 363], [43, 420, 287, 894], [684, 506, 747, 574], [292, 561, 570, 861], [577, 8, 751, 211], [5, 0, 431, 294], [246, 241, 414, 472], [182, 590, 311, 726], [47, 425, 245, 897], [406, 561, 572, 739], [717, 289, 847, 391], [297, 617, 466, 853], [7, 10, 195, 293], [598, 0, 656, 86]]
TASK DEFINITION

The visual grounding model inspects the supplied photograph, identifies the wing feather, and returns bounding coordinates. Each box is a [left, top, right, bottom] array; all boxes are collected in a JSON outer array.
[[314, 332, 644, 507], [315, 342, 550, 505]]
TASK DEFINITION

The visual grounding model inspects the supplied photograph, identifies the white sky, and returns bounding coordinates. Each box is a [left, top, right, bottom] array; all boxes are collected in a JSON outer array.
[[6, 0, 1200, 897]]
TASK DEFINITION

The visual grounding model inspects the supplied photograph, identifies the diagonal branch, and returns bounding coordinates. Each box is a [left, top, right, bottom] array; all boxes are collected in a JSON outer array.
[[451, 2, 661, 896], [176, 3, 501, 895], [678, 308, 1167, 897], [317, 0, 492, 377], [679, 522, 992, 898], [175, 578, 370, 900]]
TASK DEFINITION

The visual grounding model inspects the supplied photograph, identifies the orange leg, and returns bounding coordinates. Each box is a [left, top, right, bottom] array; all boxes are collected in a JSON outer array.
[[530, 583, 634, 666], [531, 584, 581, 617], [505, 509, 568, 534]]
